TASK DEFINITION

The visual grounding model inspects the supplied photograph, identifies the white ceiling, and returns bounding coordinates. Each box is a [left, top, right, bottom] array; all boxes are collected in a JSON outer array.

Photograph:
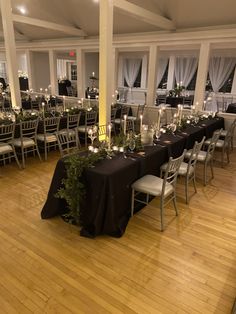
[[0, 0, 236, 41]]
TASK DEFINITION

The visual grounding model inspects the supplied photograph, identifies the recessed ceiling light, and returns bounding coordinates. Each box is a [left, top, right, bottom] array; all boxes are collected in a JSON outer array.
[[17, 6, 27, 15], [93, 0, 99, 3]]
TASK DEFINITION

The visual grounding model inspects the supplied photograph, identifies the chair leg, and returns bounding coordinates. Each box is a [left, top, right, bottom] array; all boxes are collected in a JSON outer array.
[[35, 145, 42, 162], [173, 194, 178, 216], [131, 189, 135, 217], [13, 148, 21, 169], [210, 159, 214, 180]]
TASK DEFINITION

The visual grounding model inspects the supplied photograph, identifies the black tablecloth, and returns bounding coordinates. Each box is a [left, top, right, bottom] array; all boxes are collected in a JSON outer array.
[[166, 97, 193, 107], [226, 103, 236, 114], [41, 117, 224, 238], [41, 146, 168, 238]]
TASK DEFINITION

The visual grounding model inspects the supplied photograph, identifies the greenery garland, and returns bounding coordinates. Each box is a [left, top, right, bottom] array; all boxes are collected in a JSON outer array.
[[55, 149, 107, 224]]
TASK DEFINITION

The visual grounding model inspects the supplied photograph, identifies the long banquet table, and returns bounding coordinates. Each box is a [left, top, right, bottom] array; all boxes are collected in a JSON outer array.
[[41, 117, 224, 238]]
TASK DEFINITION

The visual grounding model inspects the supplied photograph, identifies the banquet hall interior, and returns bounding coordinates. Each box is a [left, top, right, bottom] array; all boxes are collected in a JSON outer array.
[[0, 0, 236, 313]]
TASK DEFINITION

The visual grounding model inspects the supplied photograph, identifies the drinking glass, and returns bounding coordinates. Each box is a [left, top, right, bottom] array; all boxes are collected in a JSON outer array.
[[128, 137, 136, 153]]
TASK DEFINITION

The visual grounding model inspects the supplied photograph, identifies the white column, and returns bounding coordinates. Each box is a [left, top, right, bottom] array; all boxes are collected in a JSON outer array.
[[231, 67, 236, 94], [146, 45, 159, 106], [25, 50, 34, 91], [0, 0, 21, 109], [49, 50, 57, 95], [112, 47, 118, 96], [76, 47, 85, 98], [167, 55, 175, 91], [194, 42, 211, 111], [99, 0, 113, 128]]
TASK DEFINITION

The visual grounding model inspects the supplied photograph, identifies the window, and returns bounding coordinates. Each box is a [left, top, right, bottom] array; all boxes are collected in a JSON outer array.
[[124, 60, 142, 88], [187, 69, 197, 90], [158, 61, 169, 89], [71, 64, 77, 81], [219, 66, 235, 93], [206, 66, 235, 92]]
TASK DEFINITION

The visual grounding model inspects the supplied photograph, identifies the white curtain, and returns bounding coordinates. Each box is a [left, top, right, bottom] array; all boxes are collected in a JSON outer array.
[[57, 59, 67, 79], [174, 57, 198, 88], [0, 62, 7, 80], [156, 58, 168, 87], [208, 57, 236, 92], [123, 58, 142, 87]]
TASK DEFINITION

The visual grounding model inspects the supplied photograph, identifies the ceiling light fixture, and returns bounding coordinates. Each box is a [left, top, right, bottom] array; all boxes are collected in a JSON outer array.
[[17, 6, 27, 15]]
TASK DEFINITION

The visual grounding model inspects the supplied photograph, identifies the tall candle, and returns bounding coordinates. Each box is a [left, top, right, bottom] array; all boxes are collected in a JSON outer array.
[[177, 104, 181, 117], [92, 72, 95, 77], [42, 102, 45, 118], [157, 109, 161, 131], [140, 114, 143, 134], [179, 105, 183, 122], [88, 95, 91, 109], [124, 114, 127, 135], [63, 95, 66, 111], [108, 124, 111, 150]]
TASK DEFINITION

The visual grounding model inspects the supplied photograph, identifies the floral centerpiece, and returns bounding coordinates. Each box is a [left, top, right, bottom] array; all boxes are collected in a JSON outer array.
[[169, 83, 185, 97]]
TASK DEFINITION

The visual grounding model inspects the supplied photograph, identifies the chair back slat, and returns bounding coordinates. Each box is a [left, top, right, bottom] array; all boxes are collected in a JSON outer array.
[[188, 136, 205, 168], [162, 150, 186, 188], [85, 111, 97, 126], [43, 117, 60, 133], [20, 119, 38, 138], [0, 123, 15, 142], [67, 113, 81, 129], [207, 129, 222, 155]]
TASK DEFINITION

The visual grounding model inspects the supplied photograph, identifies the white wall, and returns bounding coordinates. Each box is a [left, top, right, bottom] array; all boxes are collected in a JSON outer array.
[[32, 51, 50, 91], [85, 52, 99, 89], [17, 52, 27, 75]]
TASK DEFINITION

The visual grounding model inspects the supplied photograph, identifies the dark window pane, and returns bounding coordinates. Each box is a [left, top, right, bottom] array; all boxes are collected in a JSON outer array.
[[219, 66, 235, 93], [187, 68, 197, 90], [158, 61, 169, 89], [206, 66, 235, 92]]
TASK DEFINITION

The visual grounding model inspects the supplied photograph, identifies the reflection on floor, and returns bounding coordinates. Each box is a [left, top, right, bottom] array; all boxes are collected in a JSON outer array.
[[0, 150, 236, 313]]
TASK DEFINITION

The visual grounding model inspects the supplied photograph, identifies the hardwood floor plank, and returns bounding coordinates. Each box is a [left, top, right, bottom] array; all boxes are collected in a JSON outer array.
[[0, 151, 236, 313]]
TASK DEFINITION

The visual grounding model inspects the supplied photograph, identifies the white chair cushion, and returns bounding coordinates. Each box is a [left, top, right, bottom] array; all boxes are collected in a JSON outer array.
[[215, 129, 227, 137], [204, 138, 211, 146], [178, 162, 194, 176], [185, 149, 196, 159], [197, 150, 212, 162], [57, 129, 76, 136], [114, 118, 122, 124], [131, 174, 174, 197], [37, 133, 57, 142], [77, 125, 86, 133], [11, 137, 35, 148], [0, 143, 13, 154], [127, 116, 137, 121], [215, 139, 224, 148], [161, 161, 193, 176]]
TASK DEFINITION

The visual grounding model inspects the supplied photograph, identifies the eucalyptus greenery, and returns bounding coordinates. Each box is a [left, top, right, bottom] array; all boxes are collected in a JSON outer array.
[[55, 149, 107, 225]]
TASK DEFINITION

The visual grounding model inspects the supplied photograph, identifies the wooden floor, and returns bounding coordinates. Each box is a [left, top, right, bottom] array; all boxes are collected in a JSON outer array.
[[0, 150, 236, 314]]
